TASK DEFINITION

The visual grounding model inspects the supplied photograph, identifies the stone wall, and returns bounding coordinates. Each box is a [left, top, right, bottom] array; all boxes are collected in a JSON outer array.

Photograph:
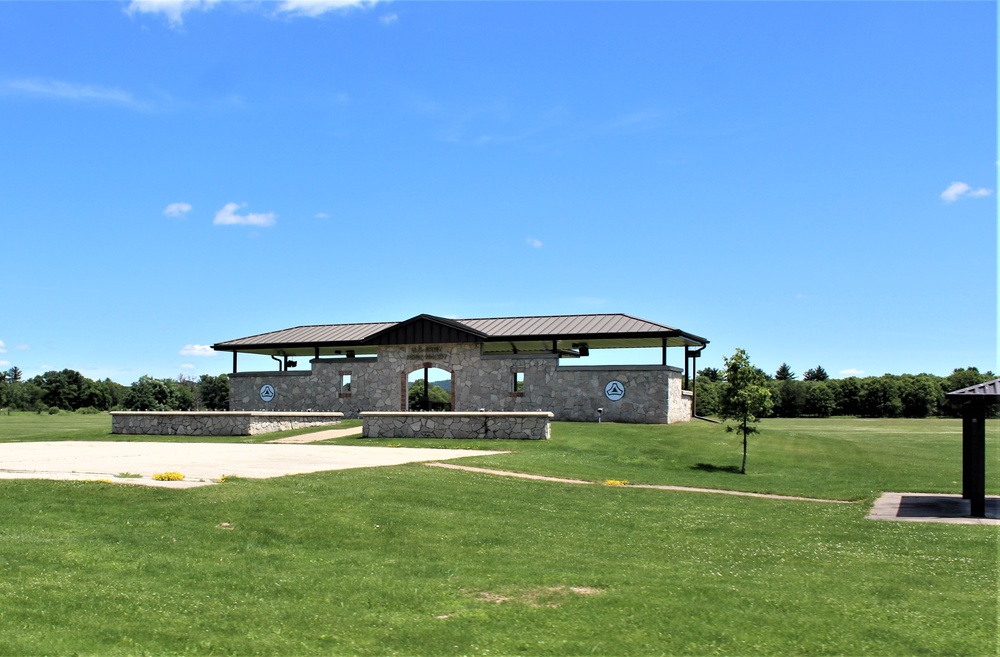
[[229, 343, 690, 424], [361, 412, 553, 440], [111, 411, 343, 436]]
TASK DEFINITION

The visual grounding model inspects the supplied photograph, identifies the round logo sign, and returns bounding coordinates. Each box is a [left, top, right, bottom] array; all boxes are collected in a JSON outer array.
[[259, 384, 275, 402], [604, 380, 625, 401]]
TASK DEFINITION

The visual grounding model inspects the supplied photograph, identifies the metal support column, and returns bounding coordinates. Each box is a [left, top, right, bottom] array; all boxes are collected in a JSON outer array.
[[962, 404, 987, 518], [423, 366, 430, 411]]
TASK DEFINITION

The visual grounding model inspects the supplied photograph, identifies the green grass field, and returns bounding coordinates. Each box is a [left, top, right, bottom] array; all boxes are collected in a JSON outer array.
[[0, 413, 996, 656]]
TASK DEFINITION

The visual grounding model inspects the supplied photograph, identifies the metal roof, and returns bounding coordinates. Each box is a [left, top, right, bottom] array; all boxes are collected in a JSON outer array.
[[212, 313, 708, 357], [946, 378, 1000, 402]]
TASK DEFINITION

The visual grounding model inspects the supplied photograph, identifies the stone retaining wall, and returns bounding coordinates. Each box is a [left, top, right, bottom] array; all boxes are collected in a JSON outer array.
[[361, 411, 553, 440], [111, 412, 343, 436]]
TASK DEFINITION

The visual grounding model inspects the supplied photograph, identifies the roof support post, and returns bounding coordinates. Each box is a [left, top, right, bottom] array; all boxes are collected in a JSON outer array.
[[423, 365, 430, 412], [662, 339, 668, 367], [961, 404, 987, 518], [232, 352, 238, 374]]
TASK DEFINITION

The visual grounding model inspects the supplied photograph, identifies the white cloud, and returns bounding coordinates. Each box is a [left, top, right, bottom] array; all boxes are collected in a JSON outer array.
[[380, 12, 398, 25], [526, 237, 543, 248], [0, 340, 5, 353], [941, 181, 993, 203], [3, 78, 147, 110], [180, 363, 196, 370], [125, 0, 220, 27], [164, 202, 192, 218], [0, 361, 9, 368], [179, 344, 216, 357], [315, 212, 330, 219], [214, 202, 277, 227], [839, 368, 865, 377], [276, 0, 379, 18], [15, 344, 29, 351]]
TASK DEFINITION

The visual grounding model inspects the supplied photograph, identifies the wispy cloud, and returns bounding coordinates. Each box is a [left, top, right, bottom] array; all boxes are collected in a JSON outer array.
[[125, 0, 221, 28], [2, 78, 149, 110], [380, 12, 398, 25], [603, 108, 667, 134], [179, 344, 216, 357], [941, 181, 992, 203], [276, 0, 380, 18], [526, 237, 543, 248], [0, 361, 9, 368], [180, 363, 196, 370], [126, 0, 377, 26], [164, 202, 192, 218], [214, 202, 277, 227], [15, 344, 29, 351], [839, 368, 865, 377], [315, 212, 330, 219], [0, 340, 6, 353]]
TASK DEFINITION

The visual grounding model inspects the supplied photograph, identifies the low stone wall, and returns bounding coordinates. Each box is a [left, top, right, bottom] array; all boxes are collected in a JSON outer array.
[[361, 411, 553, 440], [111, 412, 344, 436]]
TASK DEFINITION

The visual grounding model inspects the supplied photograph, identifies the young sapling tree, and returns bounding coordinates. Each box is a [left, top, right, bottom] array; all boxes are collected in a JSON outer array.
[[720, 348, 773, 474]]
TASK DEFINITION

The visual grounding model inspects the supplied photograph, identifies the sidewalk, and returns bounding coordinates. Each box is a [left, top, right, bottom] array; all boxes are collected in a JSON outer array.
[[267, 426, 363, 443]]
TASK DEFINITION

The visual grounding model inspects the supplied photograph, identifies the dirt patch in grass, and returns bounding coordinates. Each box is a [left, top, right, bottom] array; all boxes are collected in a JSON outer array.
[[464, 585, 604, 608]]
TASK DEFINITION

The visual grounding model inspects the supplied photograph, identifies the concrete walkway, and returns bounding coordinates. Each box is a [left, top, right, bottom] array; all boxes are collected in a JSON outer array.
[[867, 492, 1000, 525], [266, 426, 363, 443], [0, 441, 504, 489]]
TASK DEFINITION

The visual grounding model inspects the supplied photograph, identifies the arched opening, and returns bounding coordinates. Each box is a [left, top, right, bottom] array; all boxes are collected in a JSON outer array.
[[406, 365, 452, 411]]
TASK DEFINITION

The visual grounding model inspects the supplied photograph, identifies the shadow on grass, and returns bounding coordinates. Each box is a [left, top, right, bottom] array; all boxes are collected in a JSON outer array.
[[691, 463, 743, 474]]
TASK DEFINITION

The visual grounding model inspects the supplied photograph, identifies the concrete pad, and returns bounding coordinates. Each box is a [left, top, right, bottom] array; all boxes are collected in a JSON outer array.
[[0, 441, 505, 489], [868, 492, 1000, 525], [266, 426, 363, 443]]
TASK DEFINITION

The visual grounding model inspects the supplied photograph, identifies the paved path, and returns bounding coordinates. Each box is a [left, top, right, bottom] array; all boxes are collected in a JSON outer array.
[[266, 426, 363, 443], [0, 441, 504, 489], [868, 492, 999, 525], [426, 462, 852, 503]]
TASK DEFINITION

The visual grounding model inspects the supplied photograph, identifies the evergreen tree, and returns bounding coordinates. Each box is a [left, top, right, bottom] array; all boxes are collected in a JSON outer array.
[[802, 366, 829, 381], [774, 363, 796, 380]]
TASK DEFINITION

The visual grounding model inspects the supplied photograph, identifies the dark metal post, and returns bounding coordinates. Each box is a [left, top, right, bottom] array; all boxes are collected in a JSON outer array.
[[662, 339, 668, 367], [962, 404, 987, 518], [232, 352, 238, 374], [423, 366, 430, 411]]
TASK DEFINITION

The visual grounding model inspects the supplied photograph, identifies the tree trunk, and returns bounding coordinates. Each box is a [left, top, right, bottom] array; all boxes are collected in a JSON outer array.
[[740, 425, 748, 474]]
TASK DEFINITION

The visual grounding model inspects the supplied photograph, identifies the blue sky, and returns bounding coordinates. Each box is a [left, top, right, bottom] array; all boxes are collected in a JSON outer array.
[[0, 0, 996, 384]]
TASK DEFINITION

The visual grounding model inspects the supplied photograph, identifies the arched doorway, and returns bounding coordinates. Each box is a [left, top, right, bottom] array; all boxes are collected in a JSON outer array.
[[406, 365, 453, 411]]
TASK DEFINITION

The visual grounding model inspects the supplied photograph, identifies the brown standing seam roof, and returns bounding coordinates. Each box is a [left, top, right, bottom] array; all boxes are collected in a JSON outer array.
[[212, 313, 707, 354], [946, 378, 1000, 402]]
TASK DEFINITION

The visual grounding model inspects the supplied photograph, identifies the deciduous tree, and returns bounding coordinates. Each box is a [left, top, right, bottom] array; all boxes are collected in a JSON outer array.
[[719, 348, 773, 474], [197, 374, 230, 411]]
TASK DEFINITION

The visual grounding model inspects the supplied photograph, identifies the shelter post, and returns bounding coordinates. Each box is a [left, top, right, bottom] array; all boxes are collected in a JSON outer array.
[[961, 403, 987, 518]]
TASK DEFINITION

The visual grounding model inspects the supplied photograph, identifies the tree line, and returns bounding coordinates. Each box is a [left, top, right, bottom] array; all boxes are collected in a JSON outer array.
[[0, 367, 230, 414], [695, 364, 996, 419]]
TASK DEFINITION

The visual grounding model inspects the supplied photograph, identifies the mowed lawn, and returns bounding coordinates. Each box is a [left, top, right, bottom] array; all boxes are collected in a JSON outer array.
[[0, 413, 996, 656]]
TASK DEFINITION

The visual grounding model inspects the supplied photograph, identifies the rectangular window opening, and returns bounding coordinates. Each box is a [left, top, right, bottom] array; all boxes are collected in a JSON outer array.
[[340, 372, 352, 397], [511, 370, 525, 395]]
